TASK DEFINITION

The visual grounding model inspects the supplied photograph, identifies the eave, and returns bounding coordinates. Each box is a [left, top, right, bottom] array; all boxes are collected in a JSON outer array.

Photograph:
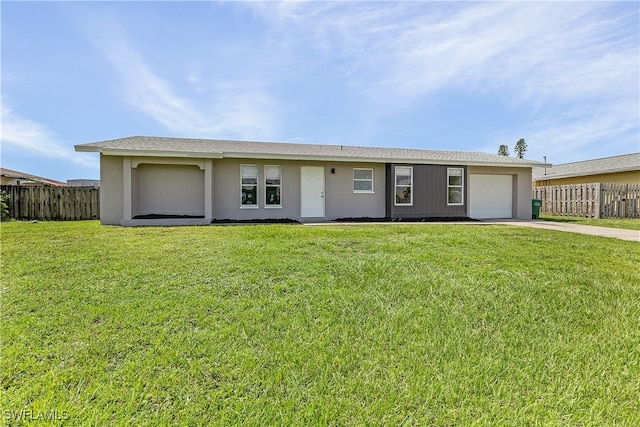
[[75, 145, 548, 168]]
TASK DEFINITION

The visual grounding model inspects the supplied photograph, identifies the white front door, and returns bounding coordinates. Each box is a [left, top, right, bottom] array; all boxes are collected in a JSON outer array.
[[300, 166, 325, 218]]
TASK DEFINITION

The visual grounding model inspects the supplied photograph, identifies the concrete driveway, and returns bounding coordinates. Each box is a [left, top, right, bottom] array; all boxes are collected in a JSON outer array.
[[486, 219, 640, 242]]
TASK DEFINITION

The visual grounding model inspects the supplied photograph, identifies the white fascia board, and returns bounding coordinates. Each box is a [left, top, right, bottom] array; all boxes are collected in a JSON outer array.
[[74, 145, 549, 167], [463, 161, 552, 168], [403, 159, 550, 168], [89, 148, 224, 159], [222, 152, 387, 163], [222, 152, 549, 168], [74, 145, 102, 152], [387, 160, 547, 168]]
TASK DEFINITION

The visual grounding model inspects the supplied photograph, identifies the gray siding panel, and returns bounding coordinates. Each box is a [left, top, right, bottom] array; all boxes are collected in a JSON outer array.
[[388, 164, 467, 218], [385, 163, 393, 218]]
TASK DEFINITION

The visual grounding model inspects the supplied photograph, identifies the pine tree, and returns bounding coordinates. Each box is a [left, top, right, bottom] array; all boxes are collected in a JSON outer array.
[[514, 138, 527, 159], [498, 145, 510, 156]]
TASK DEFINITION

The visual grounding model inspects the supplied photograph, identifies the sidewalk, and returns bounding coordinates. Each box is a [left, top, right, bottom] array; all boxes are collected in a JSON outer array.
[[485, 219, 640, 242]]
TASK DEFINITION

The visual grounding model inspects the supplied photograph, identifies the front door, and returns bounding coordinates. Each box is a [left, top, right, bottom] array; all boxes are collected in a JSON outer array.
[[300, 166, 325, 218]]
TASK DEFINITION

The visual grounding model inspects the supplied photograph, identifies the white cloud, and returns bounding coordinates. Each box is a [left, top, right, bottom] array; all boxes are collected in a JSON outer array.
[[86, 21, 280, 141], [58, 1, 636, 159], [248, 1, 638, 157], [254, 2, 637, 107], [487, 98, 639, 163], [0, 103, 98, 169]]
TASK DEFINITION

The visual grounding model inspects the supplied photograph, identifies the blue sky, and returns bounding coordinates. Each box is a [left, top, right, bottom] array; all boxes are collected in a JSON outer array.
[[2, 1, 638, 181]]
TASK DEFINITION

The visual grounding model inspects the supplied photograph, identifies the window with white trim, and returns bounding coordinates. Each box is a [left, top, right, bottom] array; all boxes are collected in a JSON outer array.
[[395, 166, 413, 205], [241, 164, 258, 206], [353, 168, 374, 193], [447, 168, 464, 205], [265, 165, 282, 207]]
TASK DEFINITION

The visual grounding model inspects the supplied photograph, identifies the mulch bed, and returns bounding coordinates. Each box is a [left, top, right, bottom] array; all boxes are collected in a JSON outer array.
[[334, 217, 480, 222]]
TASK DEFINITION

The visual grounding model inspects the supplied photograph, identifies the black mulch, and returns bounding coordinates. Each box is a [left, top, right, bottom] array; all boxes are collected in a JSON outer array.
[[334, 217, 480, 223], [211, 218, 301, 224]]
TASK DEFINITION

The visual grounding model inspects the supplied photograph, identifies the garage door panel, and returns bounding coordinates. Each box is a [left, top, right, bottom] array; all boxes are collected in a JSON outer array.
[[469, 175, 512, 219]]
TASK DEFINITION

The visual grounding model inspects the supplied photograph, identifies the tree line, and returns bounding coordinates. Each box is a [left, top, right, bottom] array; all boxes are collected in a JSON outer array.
[[498, 139, 527, 158]]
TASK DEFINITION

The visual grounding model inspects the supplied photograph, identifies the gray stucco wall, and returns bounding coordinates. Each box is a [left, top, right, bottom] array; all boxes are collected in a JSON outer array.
[[467, 166, 533, 219], [99, 154, 124, 225], [213, 159, 298, 220], [98, 154, 533, 224], [324, 162, 386, 220], [212, 159, 385, 221], [135, 164, 205, 217]]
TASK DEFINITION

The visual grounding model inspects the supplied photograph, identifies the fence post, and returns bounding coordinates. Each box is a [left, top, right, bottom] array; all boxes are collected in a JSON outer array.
[[595, 183, 601, 219], [0, 185, 101, 220], [531, 182, 640, 219]]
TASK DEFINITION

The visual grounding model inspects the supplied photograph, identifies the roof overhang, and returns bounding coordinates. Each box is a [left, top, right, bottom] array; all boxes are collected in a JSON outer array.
[[75, 145, 548, 168], [75, 145, 224, 159], [225, 152, 547, 167], [535, 166, 639, 180]]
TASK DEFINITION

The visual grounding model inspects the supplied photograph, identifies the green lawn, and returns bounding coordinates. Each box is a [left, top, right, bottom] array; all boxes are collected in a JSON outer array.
[[541, 215, 640, 231], [1, 221, 639, 425]]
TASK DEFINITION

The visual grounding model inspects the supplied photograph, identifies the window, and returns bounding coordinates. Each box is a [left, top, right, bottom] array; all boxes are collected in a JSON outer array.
[[447, 168, 464, 205], [395, 166, 413, 205], [353, 168, 374, 193], [265, 165, 282, 207], [241, 164, 258, 207]]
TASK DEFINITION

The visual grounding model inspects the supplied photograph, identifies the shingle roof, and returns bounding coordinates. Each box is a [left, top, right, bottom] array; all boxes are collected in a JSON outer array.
[[0, 168, 67, 187], [75, 136, 549, 167], [532, 153, 640, 181]]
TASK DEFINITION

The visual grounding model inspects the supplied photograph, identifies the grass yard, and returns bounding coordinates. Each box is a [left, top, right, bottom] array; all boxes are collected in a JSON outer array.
[[541, 215, 640, 231], [1, 221, 639, 425]]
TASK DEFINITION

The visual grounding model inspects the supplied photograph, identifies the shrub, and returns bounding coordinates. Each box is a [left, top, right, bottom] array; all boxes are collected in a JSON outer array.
[[0, 191, 10, 222]]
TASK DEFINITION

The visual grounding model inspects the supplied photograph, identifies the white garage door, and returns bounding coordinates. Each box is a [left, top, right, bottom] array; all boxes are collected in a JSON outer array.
[[469, 174, 513, 219]]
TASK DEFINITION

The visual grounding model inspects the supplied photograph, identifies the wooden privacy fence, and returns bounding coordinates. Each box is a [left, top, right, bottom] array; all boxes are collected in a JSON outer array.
[[532, 183, 640, 219], [1, 185, 100, 220]]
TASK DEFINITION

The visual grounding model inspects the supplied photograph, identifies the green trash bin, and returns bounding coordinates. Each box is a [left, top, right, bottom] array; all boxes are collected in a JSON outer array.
[[532, 198, 542, 219]]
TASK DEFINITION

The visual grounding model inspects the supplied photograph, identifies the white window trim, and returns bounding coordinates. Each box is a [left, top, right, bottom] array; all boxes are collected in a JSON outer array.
[[240, 164, 259, 209], [394, 166, 413, 206], [264, 165, 282, 208], [353, 168, 375, 193], [447, 167, 465, 206]]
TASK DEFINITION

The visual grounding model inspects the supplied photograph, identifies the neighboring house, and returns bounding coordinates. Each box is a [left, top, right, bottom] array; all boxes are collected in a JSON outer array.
[[0, 168, 67, 187], [67, 179, 100, 188], [75, 136, 550, 226], [532, 153, 640, 187]]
